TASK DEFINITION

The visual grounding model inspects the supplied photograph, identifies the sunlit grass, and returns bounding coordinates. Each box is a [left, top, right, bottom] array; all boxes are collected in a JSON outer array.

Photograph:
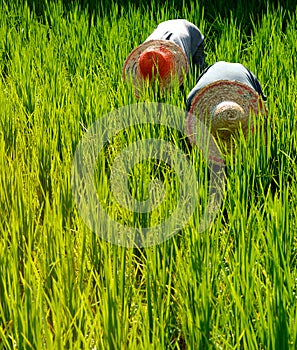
[[0, 0, 296, 349]]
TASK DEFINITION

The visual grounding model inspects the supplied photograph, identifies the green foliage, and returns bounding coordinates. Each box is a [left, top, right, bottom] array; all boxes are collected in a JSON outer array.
[[0, 0, 296, 349]]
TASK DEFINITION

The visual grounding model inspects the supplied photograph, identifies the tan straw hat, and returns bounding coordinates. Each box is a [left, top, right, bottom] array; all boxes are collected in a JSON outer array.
[[187, 80, 268, 152], [122, 40, 188, 94]]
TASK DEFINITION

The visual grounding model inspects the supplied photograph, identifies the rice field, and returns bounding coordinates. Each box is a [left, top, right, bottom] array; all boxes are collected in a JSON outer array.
[[0, 0, 296, 349]]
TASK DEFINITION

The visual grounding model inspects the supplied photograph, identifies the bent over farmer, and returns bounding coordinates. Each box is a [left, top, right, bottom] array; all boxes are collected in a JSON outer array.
[[122, 19, 205, 96], [186, 61, 267, 152]]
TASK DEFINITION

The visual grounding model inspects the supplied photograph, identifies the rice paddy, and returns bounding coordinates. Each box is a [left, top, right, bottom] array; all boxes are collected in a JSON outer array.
[[0, 0, 296, 349]]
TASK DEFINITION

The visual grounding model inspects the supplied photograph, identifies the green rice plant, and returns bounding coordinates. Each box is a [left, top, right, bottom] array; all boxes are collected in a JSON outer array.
[[0, 0, 296, 349]]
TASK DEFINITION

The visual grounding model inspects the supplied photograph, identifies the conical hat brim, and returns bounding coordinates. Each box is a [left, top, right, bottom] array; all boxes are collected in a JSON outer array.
[[187, 80, 268, 149], [122, 40, 189, 89]]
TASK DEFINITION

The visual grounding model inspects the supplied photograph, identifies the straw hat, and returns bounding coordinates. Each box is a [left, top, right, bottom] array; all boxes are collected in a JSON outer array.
[[122, 40, 189, 94], [187, 80, 268, 152]]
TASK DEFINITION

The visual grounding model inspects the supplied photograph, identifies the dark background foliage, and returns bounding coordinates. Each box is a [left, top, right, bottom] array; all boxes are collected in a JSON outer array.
[[20, 0, 297, 31]]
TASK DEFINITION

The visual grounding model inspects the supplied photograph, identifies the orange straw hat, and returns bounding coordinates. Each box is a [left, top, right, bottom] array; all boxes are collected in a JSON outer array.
[[138, 47, 173, 80], [122, 40, 188, 93], [187, 80, 268, 152]]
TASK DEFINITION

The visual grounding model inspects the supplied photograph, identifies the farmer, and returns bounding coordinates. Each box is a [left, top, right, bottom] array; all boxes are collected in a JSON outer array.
[[122, 19, 205, 95], [186, 61, 267, 153]]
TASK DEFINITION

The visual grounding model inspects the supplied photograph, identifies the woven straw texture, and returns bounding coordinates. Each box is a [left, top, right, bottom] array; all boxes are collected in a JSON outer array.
[[187, 80, 268, 153], [122, 40, 188, 91]]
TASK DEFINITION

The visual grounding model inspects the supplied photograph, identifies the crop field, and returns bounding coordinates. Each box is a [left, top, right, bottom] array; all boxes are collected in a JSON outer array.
[[0, 0, 296, 349]]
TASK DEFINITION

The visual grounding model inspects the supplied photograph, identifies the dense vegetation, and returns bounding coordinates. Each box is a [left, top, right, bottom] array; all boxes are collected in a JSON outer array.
[[0, 0, 296, 349]]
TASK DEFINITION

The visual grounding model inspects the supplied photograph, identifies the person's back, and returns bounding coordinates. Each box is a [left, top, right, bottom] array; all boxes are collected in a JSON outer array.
[[122, 19, 205, 96], [187, 61, 266, 110], [186, 61, 267, 152], [145, 19, 205, 71]]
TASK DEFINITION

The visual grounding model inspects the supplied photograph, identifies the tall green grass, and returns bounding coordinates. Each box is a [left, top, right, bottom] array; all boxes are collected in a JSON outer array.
[[0, 0, 296, 349]]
